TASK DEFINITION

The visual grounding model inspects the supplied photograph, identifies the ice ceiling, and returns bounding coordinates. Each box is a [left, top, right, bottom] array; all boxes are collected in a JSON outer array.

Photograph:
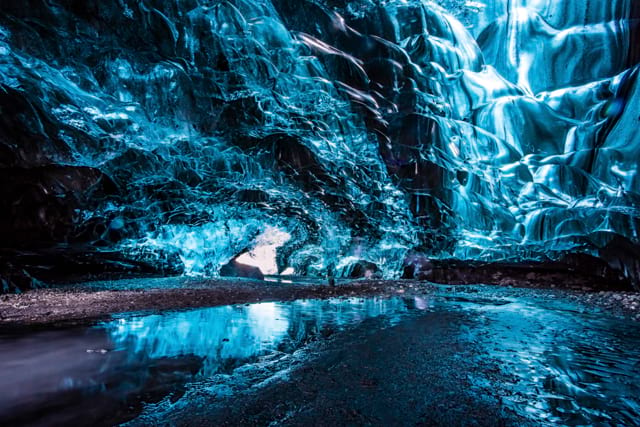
[[1, 0, 639, 279]]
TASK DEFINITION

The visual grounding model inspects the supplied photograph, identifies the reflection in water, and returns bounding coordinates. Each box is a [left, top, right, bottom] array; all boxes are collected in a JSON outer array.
[[103, 298, 414, 376], [0, 297, 416, 426], [1, 290, 640, 426], [442, 294, 640, 425]]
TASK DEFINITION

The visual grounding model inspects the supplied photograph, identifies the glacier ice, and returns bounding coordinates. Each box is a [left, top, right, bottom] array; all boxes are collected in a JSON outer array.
[[0, 0, 638, 281]]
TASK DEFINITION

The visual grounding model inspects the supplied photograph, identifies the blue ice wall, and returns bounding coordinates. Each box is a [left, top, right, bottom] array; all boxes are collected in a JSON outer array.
[[0, 0, 638, 279]]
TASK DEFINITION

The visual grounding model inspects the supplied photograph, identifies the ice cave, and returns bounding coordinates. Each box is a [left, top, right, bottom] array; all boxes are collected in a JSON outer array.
[[0, 0, 639, 425]]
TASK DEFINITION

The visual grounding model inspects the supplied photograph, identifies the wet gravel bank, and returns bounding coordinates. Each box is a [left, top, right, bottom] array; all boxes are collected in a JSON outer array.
[[0, 279, 433, 329], [1, 278, 638, 329]]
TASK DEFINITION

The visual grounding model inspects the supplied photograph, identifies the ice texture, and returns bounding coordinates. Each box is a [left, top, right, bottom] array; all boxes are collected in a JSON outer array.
[[0, 0, 638, 279]]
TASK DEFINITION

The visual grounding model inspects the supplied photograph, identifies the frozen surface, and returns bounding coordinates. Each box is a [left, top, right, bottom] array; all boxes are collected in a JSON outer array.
[[1, 0, 639, 277]]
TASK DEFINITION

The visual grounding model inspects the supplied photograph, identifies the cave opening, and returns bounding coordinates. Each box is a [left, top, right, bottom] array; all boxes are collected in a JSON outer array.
[[1, 1, 639, 425]]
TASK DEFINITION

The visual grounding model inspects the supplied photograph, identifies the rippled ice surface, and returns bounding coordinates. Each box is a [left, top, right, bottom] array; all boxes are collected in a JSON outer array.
[[1, 288, 639, 425], [2, 0, 639, 279]]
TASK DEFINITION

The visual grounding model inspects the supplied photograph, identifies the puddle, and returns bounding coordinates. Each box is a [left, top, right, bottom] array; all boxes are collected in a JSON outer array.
[[103, 297, 413, 377], [1, 289, 640, 426], [0, 297, 415, 426]]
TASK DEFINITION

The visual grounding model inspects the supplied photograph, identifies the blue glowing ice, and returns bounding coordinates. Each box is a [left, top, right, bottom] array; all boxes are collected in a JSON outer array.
[[1, 0, 638, 279]]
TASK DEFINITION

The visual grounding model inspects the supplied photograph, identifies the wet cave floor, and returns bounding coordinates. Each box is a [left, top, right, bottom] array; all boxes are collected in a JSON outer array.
[[1, 279, 640, 426]]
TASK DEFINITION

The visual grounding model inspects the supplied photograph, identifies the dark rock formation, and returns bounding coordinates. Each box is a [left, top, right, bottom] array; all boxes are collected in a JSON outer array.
[[345, 260, 380, 279], [219, 259, 265, 281]]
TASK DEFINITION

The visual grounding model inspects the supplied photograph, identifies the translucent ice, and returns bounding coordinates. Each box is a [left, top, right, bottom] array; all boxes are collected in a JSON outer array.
[[0, 0, 638, 279]]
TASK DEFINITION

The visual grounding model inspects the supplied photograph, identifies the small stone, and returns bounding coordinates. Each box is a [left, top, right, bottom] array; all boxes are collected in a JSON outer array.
[[86, 349, 109, 354]]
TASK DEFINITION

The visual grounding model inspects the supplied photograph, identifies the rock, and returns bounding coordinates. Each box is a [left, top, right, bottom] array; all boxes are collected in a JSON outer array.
[[0, 264, 45, 293], [0, 249, 184, 293], [346, 260, 380, 279], [219, 259, 264, 280], [402, 254, 434, 280], [0, 166, 117, 248]]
